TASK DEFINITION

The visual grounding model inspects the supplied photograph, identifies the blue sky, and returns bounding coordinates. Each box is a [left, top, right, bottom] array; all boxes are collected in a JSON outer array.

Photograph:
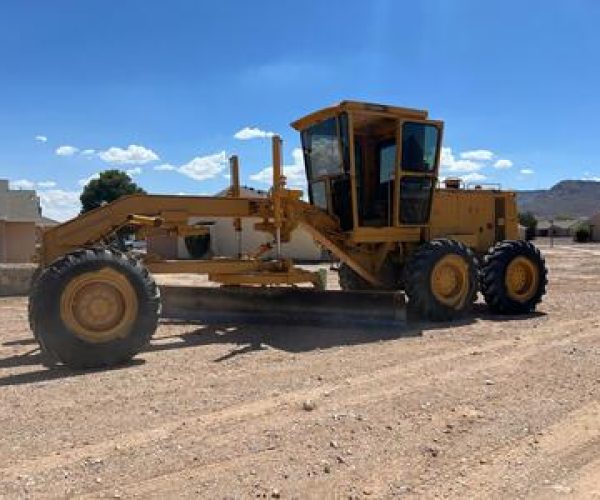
[[1, 0, 599, 220]]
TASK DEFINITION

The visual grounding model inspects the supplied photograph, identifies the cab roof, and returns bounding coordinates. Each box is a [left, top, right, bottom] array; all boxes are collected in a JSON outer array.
[[290, 100, 429, 131]]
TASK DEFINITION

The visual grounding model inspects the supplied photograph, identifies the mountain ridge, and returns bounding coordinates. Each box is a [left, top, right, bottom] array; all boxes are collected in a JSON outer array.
[[516, 180, 600, 218]]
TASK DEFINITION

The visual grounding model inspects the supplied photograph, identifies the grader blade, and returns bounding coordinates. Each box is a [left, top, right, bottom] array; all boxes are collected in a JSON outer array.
[[159, 286, 407, 328]]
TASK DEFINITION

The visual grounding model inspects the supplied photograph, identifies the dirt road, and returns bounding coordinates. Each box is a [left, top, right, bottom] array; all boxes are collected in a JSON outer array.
[[1, 242, 599, 498]]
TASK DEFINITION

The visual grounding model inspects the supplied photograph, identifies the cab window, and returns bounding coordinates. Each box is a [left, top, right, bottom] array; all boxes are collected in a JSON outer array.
[[401, 122, 439, 173], [379, 142, 396, 182], [302, 118, 343, 180]]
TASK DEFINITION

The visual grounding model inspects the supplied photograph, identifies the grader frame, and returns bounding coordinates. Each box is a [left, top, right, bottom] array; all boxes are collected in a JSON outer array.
[[39, 101, 518, 289], [30, 101, 548, 369]]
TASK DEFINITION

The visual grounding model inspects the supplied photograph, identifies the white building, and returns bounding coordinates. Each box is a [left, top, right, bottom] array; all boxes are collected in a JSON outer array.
[[149, 187, 325, 261]]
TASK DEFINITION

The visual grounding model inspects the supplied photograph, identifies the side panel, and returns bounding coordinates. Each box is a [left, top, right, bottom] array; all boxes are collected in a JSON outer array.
[[429, 190, 519, 253]]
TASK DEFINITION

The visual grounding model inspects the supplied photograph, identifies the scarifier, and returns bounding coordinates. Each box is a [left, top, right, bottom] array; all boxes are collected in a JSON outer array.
[[29, 101, 548, 368]]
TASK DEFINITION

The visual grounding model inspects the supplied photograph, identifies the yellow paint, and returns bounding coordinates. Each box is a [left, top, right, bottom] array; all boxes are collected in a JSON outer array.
[[60, 268, 138, 343], [430, 189, 518, 254], [505, 256, 539, 302], [430, 254, 469, 308], [39, 101, 523, 291]]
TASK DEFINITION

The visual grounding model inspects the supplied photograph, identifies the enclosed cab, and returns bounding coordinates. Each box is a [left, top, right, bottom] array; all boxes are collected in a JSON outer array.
[[291, 100, 518, 254], [292, 101, 442, 243]]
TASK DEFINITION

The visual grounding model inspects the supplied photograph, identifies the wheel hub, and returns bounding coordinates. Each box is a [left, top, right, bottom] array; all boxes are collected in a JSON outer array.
[[60, 268, 138, 343], [430, 255, 469, 308], [505, 256, 538, 302]]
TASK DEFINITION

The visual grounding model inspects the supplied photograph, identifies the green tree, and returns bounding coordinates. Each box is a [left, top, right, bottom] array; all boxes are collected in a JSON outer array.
[[518, 211, 538, 240], [80, 169, 146, 214]]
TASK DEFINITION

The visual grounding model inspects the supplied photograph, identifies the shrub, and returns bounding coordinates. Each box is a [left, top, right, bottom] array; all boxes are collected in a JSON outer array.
[[574, 227, 590, 243]]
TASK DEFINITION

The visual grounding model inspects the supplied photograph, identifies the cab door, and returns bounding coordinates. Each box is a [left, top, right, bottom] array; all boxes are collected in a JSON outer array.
[[302, 114, 353, 230], [395, 120, 443, 226]]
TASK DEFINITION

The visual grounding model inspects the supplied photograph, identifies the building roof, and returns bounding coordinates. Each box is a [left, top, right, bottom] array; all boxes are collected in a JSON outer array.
[[553, 219, 582, 229], [37, 216, 60, 227], [537, 218, 582, 230], [0, 180, 41, 223], [216, 185, 269, 199], [290, 100, 430, 131], [585, 212, 600, 225]]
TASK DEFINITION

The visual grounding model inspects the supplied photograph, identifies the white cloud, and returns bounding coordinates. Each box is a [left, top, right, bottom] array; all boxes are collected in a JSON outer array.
[[250, 148, 307, 187], [9, 179, 59, 190], [154, 163, 176, 171], [520, 168, 534, 175], [178, 151, 228, 181], [35, 135, 48, 143], [494, 159, 513, 169], [126, 167, 142, 177], [441, 147, 483, 173], [78, 173, 100, 187], [582, 172, 600, 182], [9, 179, 36, 190], [234, 127, 276, 140], [37, 180, 57, 189], [150, 154, 230, 181], [98, 144, 159, 165], [56, 145, 79, 156], [461, 172, 487, 183], [81, 149, 96, 156], [460, 149, 494, 161], [38, 189, 80, 221]]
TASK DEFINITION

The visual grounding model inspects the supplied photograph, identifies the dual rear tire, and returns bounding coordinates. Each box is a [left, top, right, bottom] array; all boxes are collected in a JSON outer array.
[[339, 238, 547, 322], [404, 239, 478, 321], [404, 239, 547, 321], [480, 240, 547, 314]]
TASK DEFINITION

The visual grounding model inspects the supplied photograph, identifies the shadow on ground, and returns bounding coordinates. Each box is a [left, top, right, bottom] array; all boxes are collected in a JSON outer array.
[[0, 305, 545, 387], [0, 358, 145, 387]]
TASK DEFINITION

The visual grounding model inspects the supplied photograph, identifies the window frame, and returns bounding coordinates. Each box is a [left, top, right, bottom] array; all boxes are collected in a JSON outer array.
[[393, 119, 444, 227], [302, 116, 345, 183]]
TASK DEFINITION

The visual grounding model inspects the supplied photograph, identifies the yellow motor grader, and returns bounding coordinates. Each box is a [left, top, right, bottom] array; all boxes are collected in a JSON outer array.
[[29, 101, 547, 368]]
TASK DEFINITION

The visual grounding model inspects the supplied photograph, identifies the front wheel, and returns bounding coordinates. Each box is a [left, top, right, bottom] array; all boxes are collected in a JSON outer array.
[[404, 239, 478, 321], [29, 248, 160, 369], [480, 240, 547, 314]]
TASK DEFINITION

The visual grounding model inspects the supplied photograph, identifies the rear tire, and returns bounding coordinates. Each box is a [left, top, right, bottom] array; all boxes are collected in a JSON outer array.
[[404, 239, 478, 321], [338, 263, 374, 291], [480, 240, 547, 314], [29, 248, 160, 369]]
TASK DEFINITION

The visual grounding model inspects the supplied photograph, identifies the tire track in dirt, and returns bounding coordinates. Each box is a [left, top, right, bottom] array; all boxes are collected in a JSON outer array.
[[55, 327, 599, 499], [0, 316, 539, 457], [567, 457, 600, 499], [434, 401, 600, 499], [0, 316, 580, 479]]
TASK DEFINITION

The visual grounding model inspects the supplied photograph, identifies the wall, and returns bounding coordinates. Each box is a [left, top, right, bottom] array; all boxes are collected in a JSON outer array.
[[0, 221, 6, 262], [0, 264, 38, 296], [0, 221, 37, 263], [147, 234, 179, 259], [177, 217, 324, 261]]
